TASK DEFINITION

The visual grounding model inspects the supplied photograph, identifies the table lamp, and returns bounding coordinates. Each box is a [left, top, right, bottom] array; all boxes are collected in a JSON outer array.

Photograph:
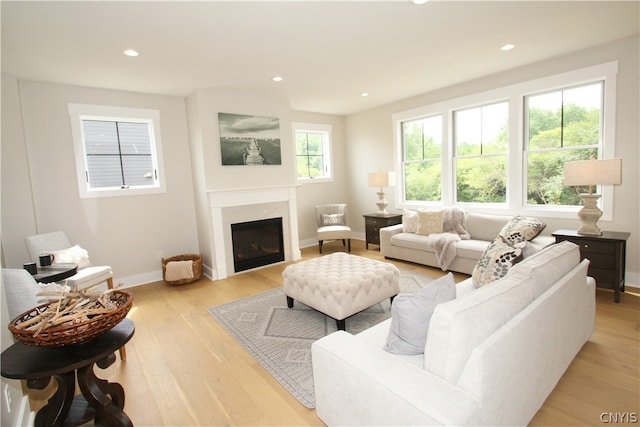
[[368, 172, 396, 214], [563, 158, 622, 235]]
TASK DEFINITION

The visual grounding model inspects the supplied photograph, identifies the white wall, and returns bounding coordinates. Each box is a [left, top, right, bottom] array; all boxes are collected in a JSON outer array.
[[345, 35, 640, 286], [1, 79, 200, 287]]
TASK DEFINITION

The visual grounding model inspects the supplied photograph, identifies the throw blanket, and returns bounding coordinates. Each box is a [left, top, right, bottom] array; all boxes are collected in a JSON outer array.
[[427, 207, 470, 271], [165, 260, 194, 282]]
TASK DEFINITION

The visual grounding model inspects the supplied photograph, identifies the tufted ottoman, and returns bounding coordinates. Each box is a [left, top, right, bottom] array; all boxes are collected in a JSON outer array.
[[282, 252, 400, 330]]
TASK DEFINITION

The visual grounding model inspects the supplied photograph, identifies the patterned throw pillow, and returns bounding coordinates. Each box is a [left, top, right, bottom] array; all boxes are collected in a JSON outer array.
[[499, 215, 546, 245], [416, 210, 444, 235], [472, 236, 523, 288], [321, 213, 345, 226], [402, 209, 418, 233]]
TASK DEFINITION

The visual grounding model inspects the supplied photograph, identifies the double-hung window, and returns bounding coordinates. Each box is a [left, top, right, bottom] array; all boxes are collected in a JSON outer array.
[[525, 82, 602, 206], [293, 123, 332, 182], [68, 104, 165, 198], [454, 101, 509, 204], [401, 115, 443, 202]]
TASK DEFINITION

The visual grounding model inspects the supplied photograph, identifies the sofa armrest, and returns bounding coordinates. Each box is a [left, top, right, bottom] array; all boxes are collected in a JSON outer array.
[[312, 331, 481, 426], [380, 223, 404, 256]]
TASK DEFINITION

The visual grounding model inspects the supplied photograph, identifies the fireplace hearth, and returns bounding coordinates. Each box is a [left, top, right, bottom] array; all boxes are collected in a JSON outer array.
[[231, 217, 285, 272]]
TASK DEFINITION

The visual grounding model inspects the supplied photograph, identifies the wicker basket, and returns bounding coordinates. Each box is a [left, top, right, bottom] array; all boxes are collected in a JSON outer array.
[[162, 253, 203, 285], [8, 290, 133, 348]]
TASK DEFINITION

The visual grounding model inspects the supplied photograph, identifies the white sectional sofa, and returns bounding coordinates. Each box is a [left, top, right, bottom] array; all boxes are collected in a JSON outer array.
[[312, 241, 595, 426], [380, 212, 555, 274]]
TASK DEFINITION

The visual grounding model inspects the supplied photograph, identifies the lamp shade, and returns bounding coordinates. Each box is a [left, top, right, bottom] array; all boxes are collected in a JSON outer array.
[[563, 158, 622, 187], [368, 172, 396, 188]]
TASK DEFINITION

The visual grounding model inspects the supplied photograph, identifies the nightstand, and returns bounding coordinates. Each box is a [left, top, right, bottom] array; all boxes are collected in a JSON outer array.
[[552, 229, 630, 303], [363, 213, 402, 249]]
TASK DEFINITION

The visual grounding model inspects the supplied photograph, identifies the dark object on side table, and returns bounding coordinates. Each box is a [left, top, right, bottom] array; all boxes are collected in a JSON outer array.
[[363, 213, 403, 249], [552, 229, 630, 303]]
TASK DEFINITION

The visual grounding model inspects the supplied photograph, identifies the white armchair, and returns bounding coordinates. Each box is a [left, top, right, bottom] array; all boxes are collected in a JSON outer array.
[[24, 231, 125, 360], [316, 204, 351, 254], [25, 231, 114, 291]]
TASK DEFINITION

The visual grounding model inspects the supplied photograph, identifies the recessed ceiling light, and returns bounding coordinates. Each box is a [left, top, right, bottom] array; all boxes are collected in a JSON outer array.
[[413, 0, 429, 4], [272, 76, 283, 82], [124, 49, 139, 57], [501, 44, 515, 51], [361, 92, 370, 97]]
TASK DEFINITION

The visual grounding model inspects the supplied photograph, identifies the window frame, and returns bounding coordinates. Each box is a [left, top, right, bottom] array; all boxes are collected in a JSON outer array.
[[68, 104, 166, 199], [292, 122, 333, 184], [392, 61, 618, 219]]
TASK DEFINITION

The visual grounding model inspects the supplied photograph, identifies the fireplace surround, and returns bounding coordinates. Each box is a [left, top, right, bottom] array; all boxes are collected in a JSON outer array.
[[208, 185, 301, 279]]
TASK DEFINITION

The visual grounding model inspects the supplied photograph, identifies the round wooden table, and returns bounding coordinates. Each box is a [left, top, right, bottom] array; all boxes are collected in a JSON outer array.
[[1, 319, 135, 427]]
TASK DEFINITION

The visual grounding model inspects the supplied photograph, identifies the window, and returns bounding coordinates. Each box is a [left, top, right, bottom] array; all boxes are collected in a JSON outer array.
[[454, 102, 509, 204], [293, 123, 332, 182], [525, 83, 601, 206], [392, 61, 618, 219], [68, 104, 165, 198], [402, 115, 442, 201]]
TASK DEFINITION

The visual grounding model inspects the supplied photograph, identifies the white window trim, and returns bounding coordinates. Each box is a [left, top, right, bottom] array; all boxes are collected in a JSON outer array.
[[68, 103, 166, 199], [292, 122, 334, 184], [392, 61, 618, 220]]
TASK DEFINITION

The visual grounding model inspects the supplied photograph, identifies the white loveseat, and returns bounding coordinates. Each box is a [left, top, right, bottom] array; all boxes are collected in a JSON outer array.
[[312, 241, 595, 426], [380, 212, 555, 274]]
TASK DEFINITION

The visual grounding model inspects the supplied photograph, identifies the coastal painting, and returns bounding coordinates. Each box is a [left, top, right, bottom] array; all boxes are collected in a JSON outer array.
[[218, 113, 282, 166]]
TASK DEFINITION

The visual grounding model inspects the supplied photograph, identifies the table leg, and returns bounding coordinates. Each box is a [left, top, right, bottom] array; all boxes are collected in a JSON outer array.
[[76, 362, 132, 427], [29, 372, 75, 427]]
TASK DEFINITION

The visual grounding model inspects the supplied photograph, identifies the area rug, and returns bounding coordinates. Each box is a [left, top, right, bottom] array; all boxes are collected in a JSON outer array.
[[207, 268, 436, 408]]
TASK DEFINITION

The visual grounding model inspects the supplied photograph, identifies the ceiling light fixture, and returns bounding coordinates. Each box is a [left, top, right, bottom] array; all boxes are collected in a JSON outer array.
[[361, 92, 370, 97], [501, 44, 515, 51], [272, 76, 283, 82], [123, 49, 139, 57], [413, 0, 429, 4]]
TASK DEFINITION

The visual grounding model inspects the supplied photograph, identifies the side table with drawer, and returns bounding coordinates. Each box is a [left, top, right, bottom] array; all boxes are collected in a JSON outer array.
[[363, 213, 403, 250], [552, 229, 630, 303]]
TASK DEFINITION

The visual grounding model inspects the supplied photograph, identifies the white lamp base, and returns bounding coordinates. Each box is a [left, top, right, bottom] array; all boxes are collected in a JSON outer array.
[[577, 193, 603, 236], [376, 191, 388, 214]]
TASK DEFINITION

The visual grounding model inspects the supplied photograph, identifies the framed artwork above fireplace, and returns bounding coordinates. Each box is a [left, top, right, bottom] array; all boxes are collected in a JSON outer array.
[[218, 112, 282, 166]]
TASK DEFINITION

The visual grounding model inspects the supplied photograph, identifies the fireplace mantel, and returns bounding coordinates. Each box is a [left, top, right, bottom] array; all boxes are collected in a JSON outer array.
[[208, 185, 301, 279]]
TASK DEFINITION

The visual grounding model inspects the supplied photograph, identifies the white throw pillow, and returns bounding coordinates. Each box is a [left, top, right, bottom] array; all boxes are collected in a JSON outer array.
[[402, 209, 418, 233], [416, 210, 444, 236], [321, 213, 345, 226], [384, 273, 456, 355], [51, 245, 91, 269]]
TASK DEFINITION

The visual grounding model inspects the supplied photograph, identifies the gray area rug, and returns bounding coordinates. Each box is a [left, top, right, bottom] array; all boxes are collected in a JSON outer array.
[[207, 268, 436, 408]]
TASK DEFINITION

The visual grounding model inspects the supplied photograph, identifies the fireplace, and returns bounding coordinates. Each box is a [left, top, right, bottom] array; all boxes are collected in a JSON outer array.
[[231, 217, 285, 272]]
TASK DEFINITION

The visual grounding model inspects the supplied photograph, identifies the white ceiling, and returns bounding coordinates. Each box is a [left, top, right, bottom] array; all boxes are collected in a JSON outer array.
[[2, 1, 638, 115]]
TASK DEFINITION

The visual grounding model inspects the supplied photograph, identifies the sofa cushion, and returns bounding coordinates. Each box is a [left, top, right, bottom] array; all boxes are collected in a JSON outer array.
[[472, 236, 523, 288], [384, 273, 456, 355], [390, 232, 434, 252], [454, 239, 491, 260], [507, 240, 580, 298], [465, 213, 511, 241], [499, 215, 546, 245], [416, 210, 444, 235], [402, 209, 418, 233], [424, 272, 536, 383]]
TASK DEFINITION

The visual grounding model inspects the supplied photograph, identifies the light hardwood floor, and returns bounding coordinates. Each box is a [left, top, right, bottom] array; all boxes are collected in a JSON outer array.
[[30, 240, 639, 426]]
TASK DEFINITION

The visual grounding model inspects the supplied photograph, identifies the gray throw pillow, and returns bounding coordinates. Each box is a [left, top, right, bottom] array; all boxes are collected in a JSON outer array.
[[384, 273, 456, 355]]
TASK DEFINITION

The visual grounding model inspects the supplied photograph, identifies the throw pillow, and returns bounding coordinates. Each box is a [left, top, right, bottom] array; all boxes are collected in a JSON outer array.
[[384, 273, 456, 355], [416, 210, 444, 236], [472, 236, 523, 288], [321, 213, 345, 226], [402, 208, 418, 233], [51, 244, 91, 269], [499, 215, 546, 246]]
